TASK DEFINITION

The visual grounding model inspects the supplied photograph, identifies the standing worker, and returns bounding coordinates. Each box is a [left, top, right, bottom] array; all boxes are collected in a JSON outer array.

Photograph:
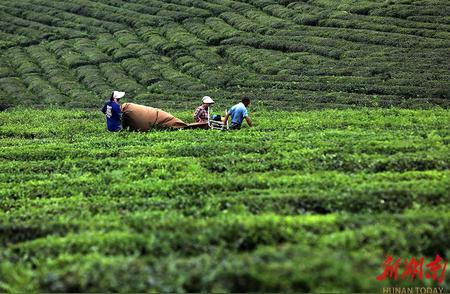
[[193, 96, 215, 123], [101, 91, 125, 132], [223, 97, 253, 129]]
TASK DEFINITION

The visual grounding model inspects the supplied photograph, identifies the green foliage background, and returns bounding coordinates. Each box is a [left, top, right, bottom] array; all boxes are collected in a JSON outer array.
[[0, 0, 449, 292]]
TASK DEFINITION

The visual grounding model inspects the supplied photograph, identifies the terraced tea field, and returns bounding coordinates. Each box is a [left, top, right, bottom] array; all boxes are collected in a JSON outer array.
[[0, 108, 449, 292], [0, 0, 449, 292], [0, 0, 449, 110]]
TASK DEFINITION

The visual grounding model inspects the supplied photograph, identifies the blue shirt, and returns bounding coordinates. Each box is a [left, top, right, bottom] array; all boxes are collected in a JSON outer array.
[[101, 101, 122, 131], [228, 102, 248, 126]]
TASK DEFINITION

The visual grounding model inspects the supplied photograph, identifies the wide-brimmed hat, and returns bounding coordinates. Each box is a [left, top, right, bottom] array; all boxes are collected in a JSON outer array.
[[202, 96, 214, 104], [113, 91, 125, 99]]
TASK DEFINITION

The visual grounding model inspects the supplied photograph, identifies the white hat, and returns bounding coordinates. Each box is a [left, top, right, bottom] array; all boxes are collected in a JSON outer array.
[[202, 96, 214, 104], [113, 91, 125, 99]]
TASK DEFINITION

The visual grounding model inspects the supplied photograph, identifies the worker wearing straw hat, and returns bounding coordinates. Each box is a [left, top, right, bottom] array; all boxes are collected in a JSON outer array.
[[193, 96, 214, 123], [101, 91, 125, 132]]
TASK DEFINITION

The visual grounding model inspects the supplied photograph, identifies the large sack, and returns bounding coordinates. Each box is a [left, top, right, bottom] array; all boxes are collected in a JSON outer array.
[[121, 103, 209, 132], [121, 103, 188, 131]]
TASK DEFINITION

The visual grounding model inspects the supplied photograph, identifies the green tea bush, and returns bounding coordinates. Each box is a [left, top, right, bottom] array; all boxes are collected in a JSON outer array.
[[168, 0, 232, 15], [0, 5, 87, 41], [0, 77, 34, 109], [22, 74, 68, 105], [138, 27, 178, 54], [6, 48, 41, 75], [99, 62, 144, 94], [121, 57, 161, 86], [96, 33, 136, 61], [183, 19, 226, 45], [163, 23, 205, 49], [31, 0, 127, 33], [73, 38, 110, 65], [75, 65, 112, 96], [112, 30, 142, 47], [46, 39, 90, 69], [220, 12, 268, 33], [152, 63, 206, 91], [205, 17, 241, 39], [25, 45, 96, 105]]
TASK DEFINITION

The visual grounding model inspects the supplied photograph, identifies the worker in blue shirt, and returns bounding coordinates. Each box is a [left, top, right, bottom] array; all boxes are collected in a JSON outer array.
[[101, 91, 125, 132], [223, 97, 253, 129]]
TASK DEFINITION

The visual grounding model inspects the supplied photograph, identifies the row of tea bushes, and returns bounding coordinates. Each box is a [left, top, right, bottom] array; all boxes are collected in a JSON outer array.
[[0, 0, 448, 109]]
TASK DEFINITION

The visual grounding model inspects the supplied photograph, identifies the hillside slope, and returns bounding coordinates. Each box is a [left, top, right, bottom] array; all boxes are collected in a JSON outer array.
[[0, 0, 449, 109]]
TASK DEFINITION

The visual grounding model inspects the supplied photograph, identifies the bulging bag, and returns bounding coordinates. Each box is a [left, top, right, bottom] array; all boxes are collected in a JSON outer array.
[[121, 103, 188, 131]]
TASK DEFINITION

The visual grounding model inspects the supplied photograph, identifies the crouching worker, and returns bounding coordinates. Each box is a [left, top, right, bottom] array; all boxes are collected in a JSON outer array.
[[101, 91, 125, 132], [223, 97, 253, 130], [194, 96, 215, 123]]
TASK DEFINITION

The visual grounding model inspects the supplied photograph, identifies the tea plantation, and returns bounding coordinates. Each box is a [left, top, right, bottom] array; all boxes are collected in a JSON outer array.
[[0, 0, 449, 292], [1, 108, 449, 292], [0, 0, 449, 109]]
